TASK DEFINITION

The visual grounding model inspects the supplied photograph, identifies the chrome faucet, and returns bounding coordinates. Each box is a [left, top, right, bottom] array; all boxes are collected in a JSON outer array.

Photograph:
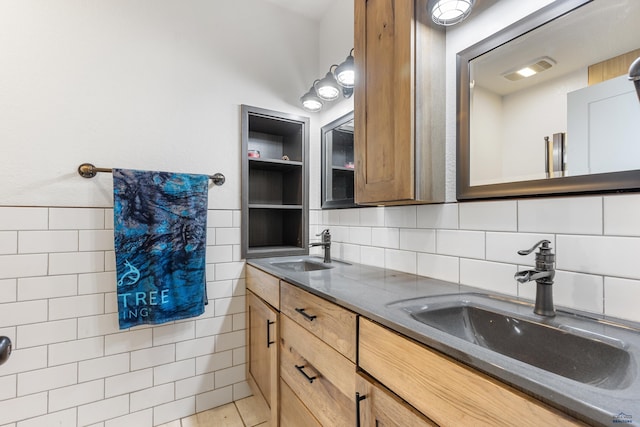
[[310, 229, 331, 263], [514, 240, 556, 317]]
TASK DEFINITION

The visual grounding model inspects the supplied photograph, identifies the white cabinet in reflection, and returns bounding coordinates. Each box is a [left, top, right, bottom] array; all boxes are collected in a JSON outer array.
[[567, 74, 640, 176]]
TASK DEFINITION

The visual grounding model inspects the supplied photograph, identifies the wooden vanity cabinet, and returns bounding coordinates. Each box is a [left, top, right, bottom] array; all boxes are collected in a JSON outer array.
[[358, 318, 585, 427], [279, 281, 357, 426], [354, 0, 445, 205], [246, 265, 585, 426], [246, 266, 280, 426]]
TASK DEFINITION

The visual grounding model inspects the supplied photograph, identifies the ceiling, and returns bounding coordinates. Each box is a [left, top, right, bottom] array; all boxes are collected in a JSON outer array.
[[262, 0, 336, 21], [471, 0, 640, 96]]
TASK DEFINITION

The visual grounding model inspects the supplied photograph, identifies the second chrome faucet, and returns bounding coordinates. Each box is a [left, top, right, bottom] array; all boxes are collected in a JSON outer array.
[[515, 240, 556, 317]]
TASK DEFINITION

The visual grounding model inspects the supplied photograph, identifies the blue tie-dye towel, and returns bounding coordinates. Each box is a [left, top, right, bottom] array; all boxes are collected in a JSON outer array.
[[113, 168, 209, 329]]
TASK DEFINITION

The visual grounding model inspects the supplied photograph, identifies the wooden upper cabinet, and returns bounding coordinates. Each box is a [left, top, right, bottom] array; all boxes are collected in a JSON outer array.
[[354, 0, 446, 205]]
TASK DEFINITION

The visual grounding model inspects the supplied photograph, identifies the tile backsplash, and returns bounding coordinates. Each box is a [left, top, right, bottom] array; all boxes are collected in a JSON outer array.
[[311, 194, 640, 324], [0, 207, 247, 426]]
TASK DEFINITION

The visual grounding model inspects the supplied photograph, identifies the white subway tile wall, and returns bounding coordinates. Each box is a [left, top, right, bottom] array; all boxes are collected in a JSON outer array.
[[3, 196, 640, 425], [313, 195, 640, 322], [0, 207, 247, 426]]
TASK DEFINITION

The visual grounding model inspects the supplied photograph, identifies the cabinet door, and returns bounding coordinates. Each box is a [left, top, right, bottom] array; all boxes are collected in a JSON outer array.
[[247, 291, 278, 425], [356, 372, 436, 427], [354, 0, 415, 204]]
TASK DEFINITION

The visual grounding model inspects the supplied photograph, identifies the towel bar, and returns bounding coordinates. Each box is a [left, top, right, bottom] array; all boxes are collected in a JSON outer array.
[[78, 163, 226, 186]]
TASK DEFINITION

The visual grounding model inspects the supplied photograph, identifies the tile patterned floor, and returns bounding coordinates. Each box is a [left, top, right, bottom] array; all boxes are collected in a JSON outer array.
[[157, 394, 270, 427]]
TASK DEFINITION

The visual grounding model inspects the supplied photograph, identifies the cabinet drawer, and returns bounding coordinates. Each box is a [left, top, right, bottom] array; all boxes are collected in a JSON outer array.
[[356, 372, 436, 427], [246, 265, 279, 309], [280, 314, 355, 427], [280, 378, 321, 427], [359, 318, 584, 427], [280, 280, 356, 362]]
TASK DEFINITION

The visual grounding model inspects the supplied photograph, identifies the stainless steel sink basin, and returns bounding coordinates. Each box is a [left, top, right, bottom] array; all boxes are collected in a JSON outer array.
[[270, 259, 334, 272], [388, 293, 635, 390]]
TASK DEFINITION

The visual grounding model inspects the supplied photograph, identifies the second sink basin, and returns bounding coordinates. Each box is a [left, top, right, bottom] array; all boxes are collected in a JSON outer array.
[[270, 259, 334, 272], [388, 293, 634, 390]]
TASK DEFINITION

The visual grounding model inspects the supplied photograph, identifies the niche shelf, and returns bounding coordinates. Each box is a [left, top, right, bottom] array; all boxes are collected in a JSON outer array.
[[241, 105, 309, 258]]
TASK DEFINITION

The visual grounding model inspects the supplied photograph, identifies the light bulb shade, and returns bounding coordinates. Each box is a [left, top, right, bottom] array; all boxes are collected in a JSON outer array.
[[335, 54, 355, 88], [315, 72, 341, 101], [300, 86, 323, 112], [430, 0, 475, 26]]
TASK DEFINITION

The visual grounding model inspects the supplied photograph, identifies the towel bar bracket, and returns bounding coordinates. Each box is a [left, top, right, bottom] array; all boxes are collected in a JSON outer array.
[[78, 163, 226, 186], [78, 163, 110, 178], [211, 173, 225, 186]]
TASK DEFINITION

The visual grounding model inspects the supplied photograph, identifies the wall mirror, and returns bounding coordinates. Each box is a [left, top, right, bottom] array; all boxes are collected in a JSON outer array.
[[321, 111, 357, 209], [457, 0, 640, 200]]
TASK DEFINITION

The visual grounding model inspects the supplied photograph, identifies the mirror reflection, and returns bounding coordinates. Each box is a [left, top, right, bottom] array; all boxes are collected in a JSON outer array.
[[321, 111, 356, 209], [468, 0, 640, 187]]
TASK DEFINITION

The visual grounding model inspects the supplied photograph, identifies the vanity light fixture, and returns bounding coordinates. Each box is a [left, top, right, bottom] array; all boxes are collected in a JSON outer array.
[[300, 48, 355, 112], [300, 81, 324, 112], [502, 57, 556, 81], [429, 0, 475, 26], [315, 69, 342, 101], [334, 49, 355, 88]]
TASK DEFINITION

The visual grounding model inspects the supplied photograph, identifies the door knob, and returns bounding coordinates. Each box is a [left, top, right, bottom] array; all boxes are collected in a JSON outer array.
[[0, 336, 12, 366]]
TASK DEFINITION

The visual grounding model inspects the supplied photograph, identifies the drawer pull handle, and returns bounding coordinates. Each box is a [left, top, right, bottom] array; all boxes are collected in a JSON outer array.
[[295, 364, 317, 383], [266, 320, 275, 348], [295, 308, 317, 321], [355, 392, 367, 427]]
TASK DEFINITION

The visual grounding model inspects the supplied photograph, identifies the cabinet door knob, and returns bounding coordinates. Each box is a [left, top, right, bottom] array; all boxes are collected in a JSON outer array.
[[295, 307, 317, 321], [295, 364, 317, 383]]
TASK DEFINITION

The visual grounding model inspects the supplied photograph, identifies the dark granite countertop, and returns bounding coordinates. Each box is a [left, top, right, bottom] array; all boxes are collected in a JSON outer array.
[[247, 255, 640, 427]]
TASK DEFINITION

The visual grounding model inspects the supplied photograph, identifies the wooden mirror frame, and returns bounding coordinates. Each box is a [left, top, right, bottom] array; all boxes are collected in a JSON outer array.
[[456, 0, 640, 201]]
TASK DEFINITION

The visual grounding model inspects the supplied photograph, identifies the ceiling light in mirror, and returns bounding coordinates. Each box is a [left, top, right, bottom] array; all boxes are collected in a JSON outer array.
[[502, 57, 556, 81]]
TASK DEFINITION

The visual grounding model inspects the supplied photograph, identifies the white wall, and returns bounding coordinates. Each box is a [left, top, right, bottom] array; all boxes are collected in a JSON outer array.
[[469, 85, 503, 185], [501, 68, 584, 181], [0, 0, 318, 209], [471, 69, 585, 185], [309, 0, 355, 211], [0, 0, 323, 426]]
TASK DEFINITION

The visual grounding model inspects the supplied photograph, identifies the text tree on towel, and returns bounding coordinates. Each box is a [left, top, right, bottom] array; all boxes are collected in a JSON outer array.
[[113, 168, 209, 329]]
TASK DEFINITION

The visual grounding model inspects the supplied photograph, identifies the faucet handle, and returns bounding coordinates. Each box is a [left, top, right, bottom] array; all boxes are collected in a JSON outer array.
[[517, 240, 551, 256], [316, 229, 330, 237]]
